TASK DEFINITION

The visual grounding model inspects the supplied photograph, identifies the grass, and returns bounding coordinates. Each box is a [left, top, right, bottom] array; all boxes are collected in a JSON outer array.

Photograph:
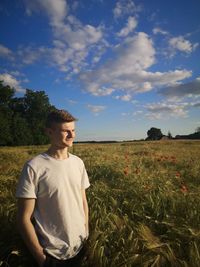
[[0, 140, 200, 267]]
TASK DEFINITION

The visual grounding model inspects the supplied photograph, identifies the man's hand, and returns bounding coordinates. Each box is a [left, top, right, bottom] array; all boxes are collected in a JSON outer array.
[[37, 253, 46, 267], [17, 199, 47, 267], [81, 189, 89, 238], [85, 223, 89, 238]]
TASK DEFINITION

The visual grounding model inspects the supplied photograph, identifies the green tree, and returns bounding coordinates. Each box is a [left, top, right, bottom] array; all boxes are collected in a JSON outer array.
[[9, 97, 25, 114], [167, 131, 173, 139], [195, 127, 200, 133], [12, 113, 33, 145], [0, 81, 55, 146], [0, 81, 15, 145], [146, 127, 163, 141], [23, 89, 55, 145], [0, 106, 13, 145], [0, 81, 15, 105]]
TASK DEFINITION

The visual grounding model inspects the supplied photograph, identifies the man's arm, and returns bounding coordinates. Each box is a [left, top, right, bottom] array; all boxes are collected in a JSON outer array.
[[16, 198, 46, 267], [81, 189, 89, 237]]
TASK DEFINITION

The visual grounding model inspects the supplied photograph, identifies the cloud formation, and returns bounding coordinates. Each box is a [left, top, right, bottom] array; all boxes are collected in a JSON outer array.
[[1, 0, 198, 111], [0, 44, 13, 60], [87, 104, 106, 115], [113, 0, 140, 18], [23, 1, 105, 75], [153, 27, 168, 35], [117, 16, 138, 37], [144, 101, 189, 120], [79, 32, 192, 97], [160, 77, 200, 97], [0, 73, 25, 92], [115, 94, 132, 101], [169, 36, 198, 54], [24, 0, 68, 25]]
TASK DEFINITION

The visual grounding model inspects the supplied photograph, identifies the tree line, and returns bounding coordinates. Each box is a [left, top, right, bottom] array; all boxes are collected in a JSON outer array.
[[146, 127, 200, 141], [0, 81, 55, 146]]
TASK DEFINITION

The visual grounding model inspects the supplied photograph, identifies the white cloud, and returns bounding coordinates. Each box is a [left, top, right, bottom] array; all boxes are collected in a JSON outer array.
[[121, 112, 130, 116], [113, 0, 140, 18], [117, 16, 138, 37], [133, 110, 143, 116], [80, 32, 155, 83], [153, 27, 168, 35], [87, 104, 106, 115], [54, 22, 103, 51], [23, 1, 105, 74], [17, 45, 47, 65], [67, 99, 77, 105], [138, 70, 192, 87], [0, 44, 13, 59], [53, 20, 104, 74], [145, 101, 189, 119], [160, 77, 200, 97], [169, 36, 198, 54], [10, 70, 24, 77], [79, 32, 192, 97], [24, 0, 68, 25], [0, 73, 25, 92], [115, 94, 132, 101], [92, 56, 101, 63], [0, 43, 50, 68], [85, 83, 114, 96]]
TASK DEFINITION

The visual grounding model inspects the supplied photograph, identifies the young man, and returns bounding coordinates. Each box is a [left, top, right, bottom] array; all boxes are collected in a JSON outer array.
[[16, 109, 90, 267]]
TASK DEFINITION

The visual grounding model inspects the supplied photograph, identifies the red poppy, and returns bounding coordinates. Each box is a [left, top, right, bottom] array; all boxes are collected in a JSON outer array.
[[124, 166, 129, 175], [180, 185, 188, 193], [135, 168, 140, 174], [124, 169, 128, 175]]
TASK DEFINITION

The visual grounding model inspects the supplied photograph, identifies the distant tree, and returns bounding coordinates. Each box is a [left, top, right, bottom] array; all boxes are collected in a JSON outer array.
[[146, 127, 163, 140], [167, 131, 173, 139], [195, 127, 200, 133]]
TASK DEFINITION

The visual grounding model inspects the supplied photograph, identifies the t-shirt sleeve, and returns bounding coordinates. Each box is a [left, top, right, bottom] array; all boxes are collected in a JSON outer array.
[[81, 161, 90, 189], [16, 163, 38, 198]]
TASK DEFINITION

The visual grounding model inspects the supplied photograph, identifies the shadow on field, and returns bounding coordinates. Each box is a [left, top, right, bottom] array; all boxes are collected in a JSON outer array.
[[87, 164, 123, 187], [0, 206, 38, 267]]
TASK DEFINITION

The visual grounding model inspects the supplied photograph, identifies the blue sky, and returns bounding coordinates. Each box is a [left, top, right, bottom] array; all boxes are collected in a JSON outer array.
[[0, 0, 200, 141]]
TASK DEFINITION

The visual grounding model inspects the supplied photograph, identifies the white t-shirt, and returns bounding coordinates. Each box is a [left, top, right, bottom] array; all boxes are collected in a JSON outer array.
[[16, 152, 90, 260]]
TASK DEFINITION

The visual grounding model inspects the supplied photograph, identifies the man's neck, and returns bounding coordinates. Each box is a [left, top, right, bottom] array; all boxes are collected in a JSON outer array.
[[46, 146, 69, 160]]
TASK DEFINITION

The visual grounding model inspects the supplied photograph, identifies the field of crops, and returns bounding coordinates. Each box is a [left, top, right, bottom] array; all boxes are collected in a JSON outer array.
[[0, 140, 200, 267]]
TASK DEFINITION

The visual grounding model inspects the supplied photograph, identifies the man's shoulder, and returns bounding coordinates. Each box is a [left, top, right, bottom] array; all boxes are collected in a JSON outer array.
[[69, 153, 84, 164], [26, 153, 48, 168]]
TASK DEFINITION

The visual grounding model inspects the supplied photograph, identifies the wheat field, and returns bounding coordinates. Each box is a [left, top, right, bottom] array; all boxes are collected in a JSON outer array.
[[0, 140, 200, 267]]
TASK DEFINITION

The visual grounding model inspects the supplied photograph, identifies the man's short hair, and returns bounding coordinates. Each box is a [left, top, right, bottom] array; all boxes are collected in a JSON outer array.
[[46, 109, 77, 128]]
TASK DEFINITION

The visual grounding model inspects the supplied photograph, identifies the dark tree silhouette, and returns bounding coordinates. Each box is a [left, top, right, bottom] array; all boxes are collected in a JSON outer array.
[[146, 127, 163, 140], [0, 81, 55, 146]]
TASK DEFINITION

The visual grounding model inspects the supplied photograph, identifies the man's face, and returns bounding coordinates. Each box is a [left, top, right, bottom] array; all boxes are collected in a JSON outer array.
[[47, 121, 75, 148]]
